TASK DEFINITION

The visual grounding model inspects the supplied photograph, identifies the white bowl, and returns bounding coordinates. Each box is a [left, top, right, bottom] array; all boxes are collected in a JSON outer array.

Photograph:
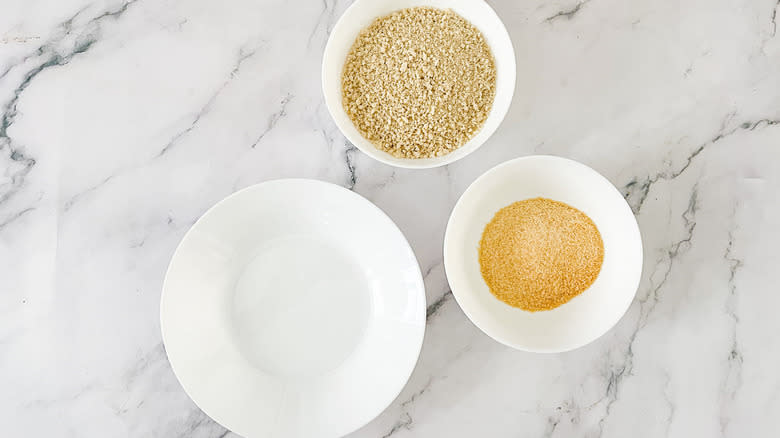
[[443, 156, 643, 353], [161, 179, 426, 438], [322, 0, 516, 169]]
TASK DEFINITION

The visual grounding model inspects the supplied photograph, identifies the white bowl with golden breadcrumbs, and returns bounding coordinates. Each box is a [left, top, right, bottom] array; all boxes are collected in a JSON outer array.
[[322, 0, 516, 169], [444, 156, 643, 353]]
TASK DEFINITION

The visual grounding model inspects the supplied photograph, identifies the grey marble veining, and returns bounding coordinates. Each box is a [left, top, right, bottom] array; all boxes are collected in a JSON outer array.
[[2, 0, 780, 436]]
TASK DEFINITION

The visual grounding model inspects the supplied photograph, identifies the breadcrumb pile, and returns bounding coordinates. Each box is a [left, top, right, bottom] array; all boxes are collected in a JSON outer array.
[[342, 7, 496, 159], [478, 198, 604, 312]]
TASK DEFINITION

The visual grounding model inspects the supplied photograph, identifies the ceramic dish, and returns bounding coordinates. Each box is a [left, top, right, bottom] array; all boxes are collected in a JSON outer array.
[[160, 179, 426, 438], [322, 0, 516, 169], [443, 156, 643, 353]]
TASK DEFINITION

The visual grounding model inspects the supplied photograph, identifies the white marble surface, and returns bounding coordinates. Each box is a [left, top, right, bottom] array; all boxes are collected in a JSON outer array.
[[2, 0, 780, 436]]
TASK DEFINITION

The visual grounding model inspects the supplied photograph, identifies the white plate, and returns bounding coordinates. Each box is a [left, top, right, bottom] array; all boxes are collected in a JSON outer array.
[[322, 0, 516, 169], [161, 179, 426, 438], [444, 156, 643, 353]]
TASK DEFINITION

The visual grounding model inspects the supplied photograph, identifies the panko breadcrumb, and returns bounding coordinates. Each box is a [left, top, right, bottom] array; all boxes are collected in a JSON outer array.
[[341, 7, 496, 159]]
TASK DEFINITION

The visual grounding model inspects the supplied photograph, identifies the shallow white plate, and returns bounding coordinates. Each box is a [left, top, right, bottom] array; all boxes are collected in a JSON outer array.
[[322, 0, 516, 169], [444, 156, 643, 353], [161, 179, 426, 438]]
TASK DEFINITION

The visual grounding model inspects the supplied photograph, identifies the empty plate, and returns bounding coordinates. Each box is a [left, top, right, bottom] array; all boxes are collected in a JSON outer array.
[[161, 179, 426, 437]]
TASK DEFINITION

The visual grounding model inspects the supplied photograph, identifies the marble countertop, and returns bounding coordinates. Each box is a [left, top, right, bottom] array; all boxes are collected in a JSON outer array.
[[3, 0, 780, 436]]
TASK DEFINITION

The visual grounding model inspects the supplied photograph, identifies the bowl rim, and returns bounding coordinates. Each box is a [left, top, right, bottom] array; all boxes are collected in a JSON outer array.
[[443, 155, 644, 353], [321, 0, 517, 169]]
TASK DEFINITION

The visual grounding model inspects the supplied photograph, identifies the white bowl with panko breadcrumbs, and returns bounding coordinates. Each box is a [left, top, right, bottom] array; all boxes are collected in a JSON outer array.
[[322, 0, 516, 169]]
